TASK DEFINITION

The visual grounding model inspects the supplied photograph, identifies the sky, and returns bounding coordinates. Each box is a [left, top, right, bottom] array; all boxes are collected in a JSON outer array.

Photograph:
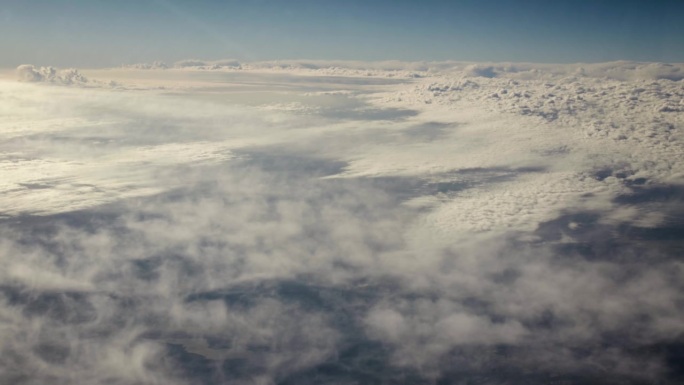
[[1, 0, 683, 68], [3, 4, 684, 380]]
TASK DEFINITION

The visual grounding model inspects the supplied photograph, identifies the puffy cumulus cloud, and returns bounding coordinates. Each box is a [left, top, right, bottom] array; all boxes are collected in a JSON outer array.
[[15, 64, 44, 82], [16, 64, 88, 85]]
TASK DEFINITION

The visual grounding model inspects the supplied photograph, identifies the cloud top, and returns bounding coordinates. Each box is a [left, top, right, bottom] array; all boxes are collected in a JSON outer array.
[[16, 65, 88, 85]]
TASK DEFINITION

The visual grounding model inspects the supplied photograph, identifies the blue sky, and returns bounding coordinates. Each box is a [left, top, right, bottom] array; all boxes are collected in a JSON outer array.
[[1, 0, 683, 67]]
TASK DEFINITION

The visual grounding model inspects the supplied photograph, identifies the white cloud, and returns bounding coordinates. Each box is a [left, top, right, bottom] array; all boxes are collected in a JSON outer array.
[[16, 65, 88, 85], [1, 61, 683, 383]]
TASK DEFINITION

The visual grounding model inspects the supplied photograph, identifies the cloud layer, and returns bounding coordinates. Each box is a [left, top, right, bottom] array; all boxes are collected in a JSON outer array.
[[1, 63, 683, 384]]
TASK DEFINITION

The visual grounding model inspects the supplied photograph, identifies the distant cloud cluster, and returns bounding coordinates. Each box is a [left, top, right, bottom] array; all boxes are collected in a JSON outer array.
[[121, 59, 243, 70], [455, 61, 684, 81], [117, 59, 684, 82], [125, 61, 169, 70], [16, 64, 88, 85]]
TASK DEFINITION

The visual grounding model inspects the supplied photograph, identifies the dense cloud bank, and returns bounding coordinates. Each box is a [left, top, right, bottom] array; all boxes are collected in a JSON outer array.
[[1, 63, 683, 384]]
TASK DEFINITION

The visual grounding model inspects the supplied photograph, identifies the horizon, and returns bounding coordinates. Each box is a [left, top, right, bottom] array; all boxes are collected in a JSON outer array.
[[3, 2, 684, 384], [1, 0, 683, 68], [6, 58, 684, 72]]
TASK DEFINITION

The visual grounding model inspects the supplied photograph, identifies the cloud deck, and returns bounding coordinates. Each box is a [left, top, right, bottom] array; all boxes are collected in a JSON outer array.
[[1, 61, 683, 384]]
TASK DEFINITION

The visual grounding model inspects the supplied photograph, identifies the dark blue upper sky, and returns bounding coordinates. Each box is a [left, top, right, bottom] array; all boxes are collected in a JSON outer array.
[[1, 0, 683, 67]]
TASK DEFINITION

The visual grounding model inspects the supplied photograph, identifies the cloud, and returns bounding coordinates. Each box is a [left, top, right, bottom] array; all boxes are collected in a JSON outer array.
[[364, 300, 527, 371], [125, 61, 169, 70], [1, 62, 683, 384], [15, 64, 44, 82], [0, 80, 317, 215], [122, 59, 684, 82], [0, 161, 405, 383], [172, 59, 241, 69], [2, 156, 682, 382], [16, 65, 88, 85]]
